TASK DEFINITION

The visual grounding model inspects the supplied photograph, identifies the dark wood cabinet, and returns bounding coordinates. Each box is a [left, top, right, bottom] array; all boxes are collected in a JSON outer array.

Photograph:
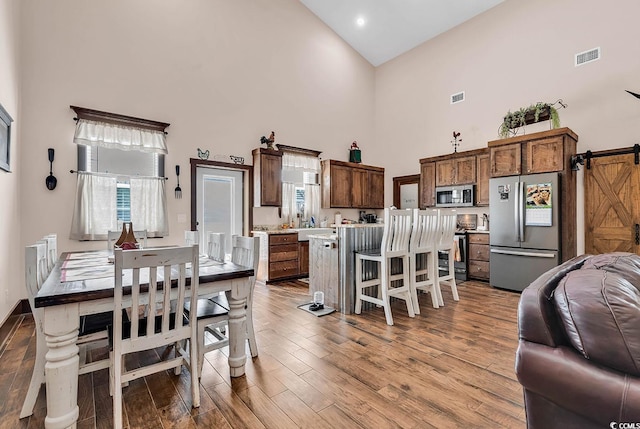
[[488, 128, 578, 262], [525, 136, 565, 174], [468, 233, 490, 281], [436, 156, 476, 186], [488, 128, 577, 178], [252, 148, 283, 207], [321, 160, 385, 208], [475, 153, 490, 206], [419, 148, 486, 207], [420, 161, 436, 208], [267, 233, 299, 281], [298, 240, 309, 277], [367, 169, 385, 208], [489, 143, 521, 177]]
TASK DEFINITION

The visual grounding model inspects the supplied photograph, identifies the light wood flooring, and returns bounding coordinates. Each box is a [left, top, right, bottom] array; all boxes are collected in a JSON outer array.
[[1, 279, 526, 428]]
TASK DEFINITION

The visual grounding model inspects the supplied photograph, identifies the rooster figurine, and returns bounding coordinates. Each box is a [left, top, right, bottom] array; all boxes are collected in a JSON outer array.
[[260, 131, 276, 149]]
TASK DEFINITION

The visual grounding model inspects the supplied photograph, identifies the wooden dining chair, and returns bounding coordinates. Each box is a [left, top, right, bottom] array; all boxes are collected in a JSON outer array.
[[354, 208, 415, 326], [409, 209, 444, 313], [185, 235, 260, 377], [110, 245, 200, 429], [21, 243, 114, 419], [207, 232, 225, 262], [435, 214, 460, 303]]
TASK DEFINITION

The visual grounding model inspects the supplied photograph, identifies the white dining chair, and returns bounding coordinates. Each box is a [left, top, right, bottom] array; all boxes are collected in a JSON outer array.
[[354, 208, 415, 326], [409, 209, 443, 313], [207, 232, 226, 262], [435, 214, 460, 303], [185, 235, 260, 377], [184, 230, 199, 247], [110, 245, 200, 429], [42, 233, 58, 273], [21, 243, 113, 419], [107, 229, 148, 249]]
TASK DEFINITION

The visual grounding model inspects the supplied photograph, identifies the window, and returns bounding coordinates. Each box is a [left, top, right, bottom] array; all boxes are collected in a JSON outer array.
[[116, 183, 131, 222], [280, 148, 321, 226], [69, 106, 170, 240]]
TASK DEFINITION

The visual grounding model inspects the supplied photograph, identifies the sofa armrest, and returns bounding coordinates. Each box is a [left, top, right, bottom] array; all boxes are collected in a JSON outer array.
[[516, 341, 640, 425], [518, 255, 590, 347]]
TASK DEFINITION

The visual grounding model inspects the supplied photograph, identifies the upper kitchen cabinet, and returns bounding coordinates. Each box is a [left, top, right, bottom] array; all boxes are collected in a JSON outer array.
[[475, 152, 490, 206], [420, 161, 436, 208], [321, 160, 385, 209], [253, 148, 283, 207], [435, 156, 476, 186], [488, 128, 578, 177], [419, 148, 486, 207], [489, 143, 521, 177]]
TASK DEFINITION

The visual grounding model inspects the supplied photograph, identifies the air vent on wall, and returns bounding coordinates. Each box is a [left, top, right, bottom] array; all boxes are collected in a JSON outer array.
[[575, 47, 600, 67], [451, 91, 465, 104]]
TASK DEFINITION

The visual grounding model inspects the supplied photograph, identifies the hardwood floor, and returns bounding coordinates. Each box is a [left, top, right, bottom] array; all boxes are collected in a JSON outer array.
[[1, 279, 526, 428]]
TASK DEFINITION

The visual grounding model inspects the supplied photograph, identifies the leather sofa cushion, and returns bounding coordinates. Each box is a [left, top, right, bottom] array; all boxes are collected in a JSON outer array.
[[554, 255, 640, 376], [581, 252, 640, 285]]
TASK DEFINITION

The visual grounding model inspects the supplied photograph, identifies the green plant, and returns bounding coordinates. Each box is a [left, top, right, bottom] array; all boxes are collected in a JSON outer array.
[[499, 102, 560, 138]]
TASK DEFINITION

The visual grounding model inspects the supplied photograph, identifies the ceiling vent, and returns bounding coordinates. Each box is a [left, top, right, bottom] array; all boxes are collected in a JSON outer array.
[[575, 47, 600, 67], [451, 91, 465, 104]]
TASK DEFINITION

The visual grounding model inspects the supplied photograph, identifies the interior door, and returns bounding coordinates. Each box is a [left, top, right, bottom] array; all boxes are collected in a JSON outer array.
[[584, 154, 640, 254], [192, 160, 252, 255]]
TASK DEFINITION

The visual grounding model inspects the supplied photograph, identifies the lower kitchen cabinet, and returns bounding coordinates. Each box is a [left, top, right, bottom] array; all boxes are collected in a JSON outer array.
[[468, 232, 490, 281], [268, 233, 299, 281]]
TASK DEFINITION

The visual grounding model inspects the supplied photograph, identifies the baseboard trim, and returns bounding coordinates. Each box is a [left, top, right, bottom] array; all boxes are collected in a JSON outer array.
[[0, 300, 29, 356]]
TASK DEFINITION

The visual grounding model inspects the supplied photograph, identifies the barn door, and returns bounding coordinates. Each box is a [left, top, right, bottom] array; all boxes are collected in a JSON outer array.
[[584, 153, 640, 254]]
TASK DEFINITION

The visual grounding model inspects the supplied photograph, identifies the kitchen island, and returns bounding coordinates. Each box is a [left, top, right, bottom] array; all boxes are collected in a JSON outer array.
[[309, 223, 384, 313]]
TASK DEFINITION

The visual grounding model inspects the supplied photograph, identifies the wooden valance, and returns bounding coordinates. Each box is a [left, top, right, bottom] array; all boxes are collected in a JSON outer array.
[[275, 144, 322, 158], [70, 105, 170, 133]]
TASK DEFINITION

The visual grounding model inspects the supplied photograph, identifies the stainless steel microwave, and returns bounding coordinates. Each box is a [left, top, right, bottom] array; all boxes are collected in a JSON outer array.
[[435, 185, 474, 207]]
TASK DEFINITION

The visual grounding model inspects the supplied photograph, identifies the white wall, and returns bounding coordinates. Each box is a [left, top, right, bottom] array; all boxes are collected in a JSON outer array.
[[374, 0, 640, 254], [0, 0, 21, 325], [17, 3, 374, 242]]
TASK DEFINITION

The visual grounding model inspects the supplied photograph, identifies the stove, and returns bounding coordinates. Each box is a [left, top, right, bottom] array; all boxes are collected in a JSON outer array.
[[437, 214, 475, 281]]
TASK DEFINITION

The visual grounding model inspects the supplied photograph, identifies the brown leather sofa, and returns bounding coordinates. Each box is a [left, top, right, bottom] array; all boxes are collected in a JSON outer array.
[[516, 253, 640, 429]]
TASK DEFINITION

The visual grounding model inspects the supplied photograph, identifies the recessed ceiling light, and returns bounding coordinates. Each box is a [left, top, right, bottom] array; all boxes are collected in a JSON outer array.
[[356, 17, 365, 27]]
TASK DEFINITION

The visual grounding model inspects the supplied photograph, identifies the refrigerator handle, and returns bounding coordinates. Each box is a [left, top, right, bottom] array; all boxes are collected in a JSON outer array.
[[519, 181, 525, 242], [514, 180, 521, 242]]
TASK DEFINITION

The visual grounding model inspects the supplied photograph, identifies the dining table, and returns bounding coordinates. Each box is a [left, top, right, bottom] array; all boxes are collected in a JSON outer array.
[[34, 249, 254, 429]]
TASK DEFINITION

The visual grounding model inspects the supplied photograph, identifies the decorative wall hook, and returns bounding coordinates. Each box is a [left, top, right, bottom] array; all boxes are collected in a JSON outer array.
[[45, 148, 57, 190]]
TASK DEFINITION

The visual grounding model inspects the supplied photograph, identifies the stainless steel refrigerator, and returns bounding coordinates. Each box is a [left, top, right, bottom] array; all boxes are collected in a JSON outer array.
[[489, 172, 561, 291]]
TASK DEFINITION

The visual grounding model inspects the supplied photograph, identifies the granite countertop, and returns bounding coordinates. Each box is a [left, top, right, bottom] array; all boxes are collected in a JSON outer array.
[[334, 223, 383, 228], [252, 227, 334, 235]]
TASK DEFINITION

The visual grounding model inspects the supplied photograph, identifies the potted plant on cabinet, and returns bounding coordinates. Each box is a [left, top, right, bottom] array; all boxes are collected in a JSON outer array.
[[499, 100, 564, 138]]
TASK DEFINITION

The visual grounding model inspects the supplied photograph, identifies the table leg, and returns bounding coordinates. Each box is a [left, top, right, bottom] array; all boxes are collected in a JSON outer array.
[[43, 304, 80, 429], [226, 277, 248, 377]]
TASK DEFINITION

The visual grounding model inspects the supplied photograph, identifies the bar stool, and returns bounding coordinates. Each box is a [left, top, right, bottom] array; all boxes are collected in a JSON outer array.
[[354, 208, 415, 326], [409, 209, 443, 313], [435, 214, 460, 303]]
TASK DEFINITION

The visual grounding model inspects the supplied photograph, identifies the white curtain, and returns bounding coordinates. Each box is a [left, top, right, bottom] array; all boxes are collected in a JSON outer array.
[[281, 182, 297, 224], [281, 152, 321, 225], [304, 184, 320, 224], [73, 118, 167, 154], [130, 177, 168, 237], [70, 172, 117, 240], [282, 153, 320, 171]]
